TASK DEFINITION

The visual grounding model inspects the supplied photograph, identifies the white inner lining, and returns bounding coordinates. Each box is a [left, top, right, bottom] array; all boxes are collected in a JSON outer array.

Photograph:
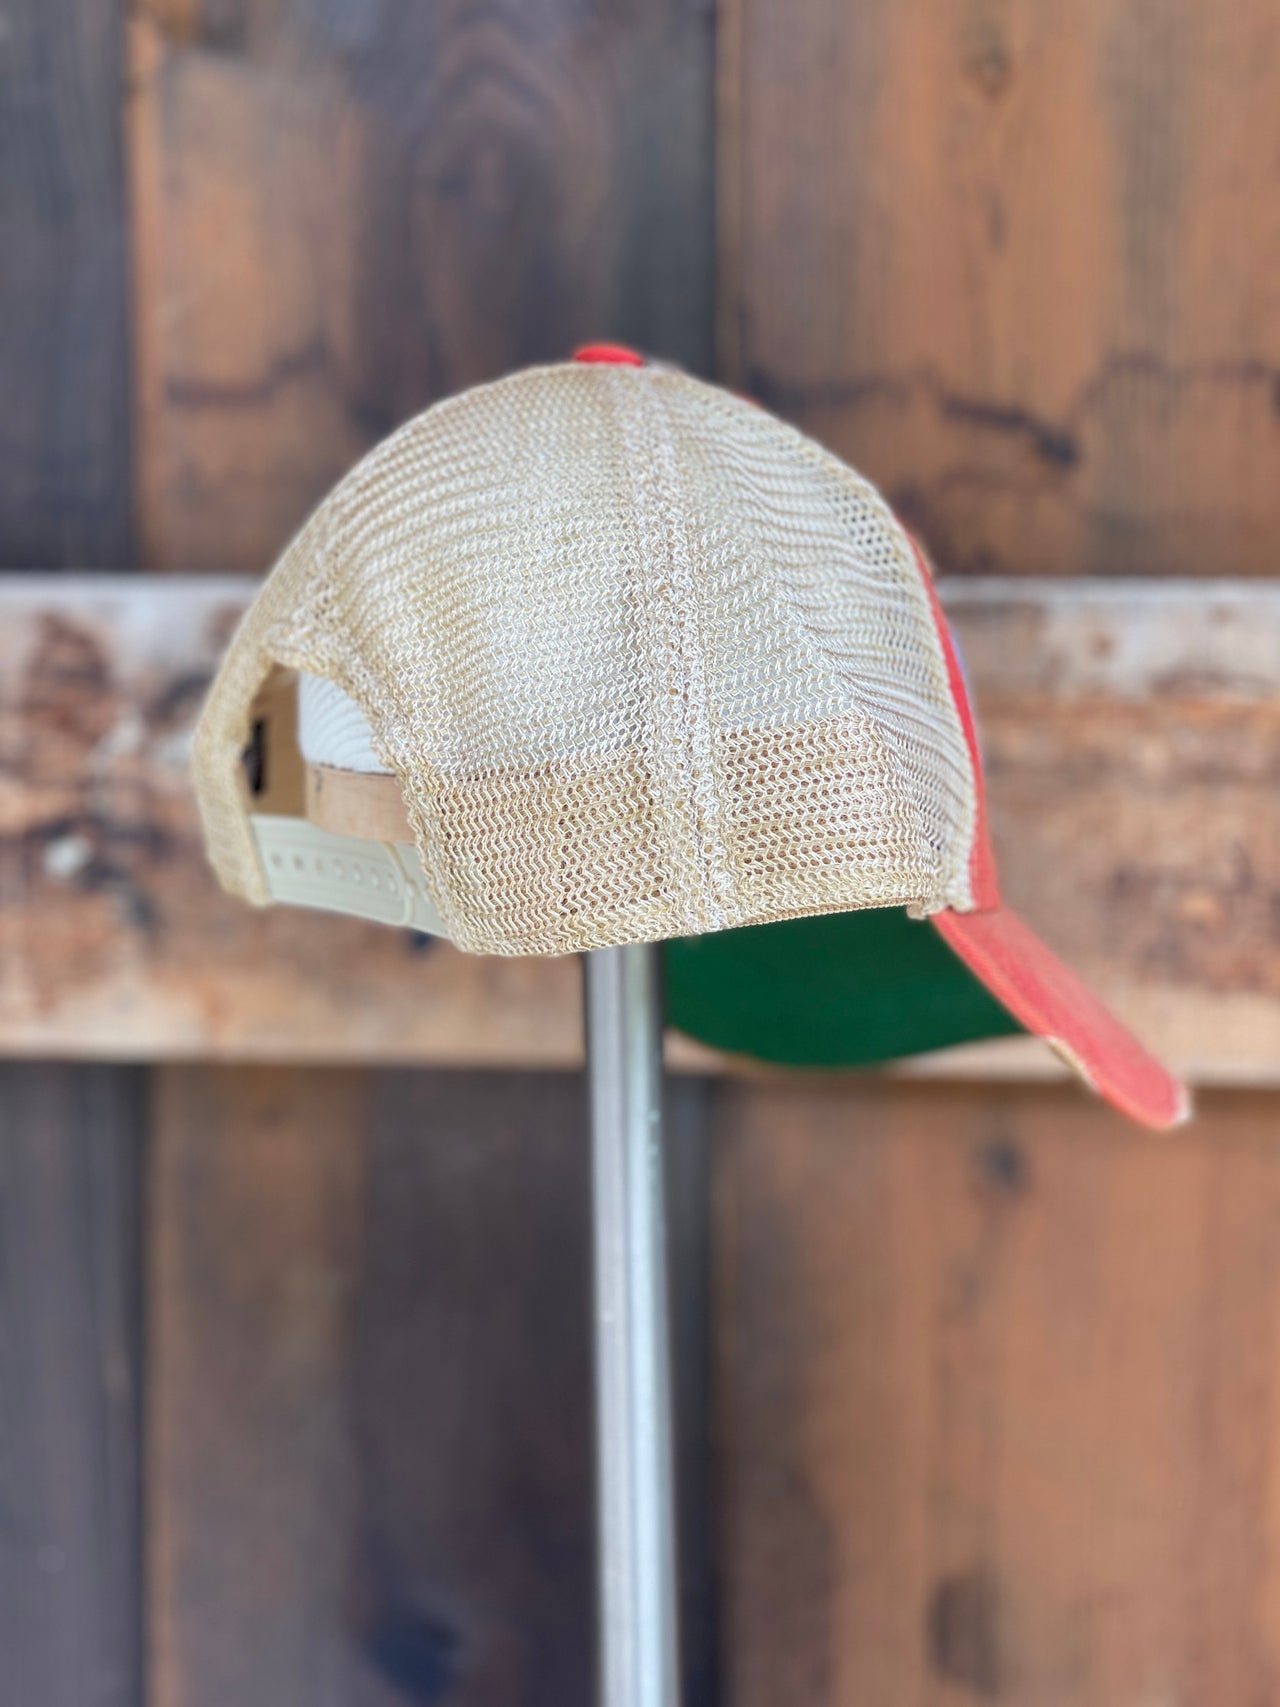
[[298, 672, 391, 774]]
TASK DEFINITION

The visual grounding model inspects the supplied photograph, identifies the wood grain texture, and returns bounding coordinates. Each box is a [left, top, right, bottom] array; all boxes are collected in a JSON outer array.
[[942, 581, 1280, 1086], [3, 573, 1276, 1082], [0, 0, 133, 568], [0, 576, 582, 1067], [149, 1064, 713, 1707], [0, 18, 145, 1707], [148, 1064, 372, 1707], [714, 1079, 1280, 1707], [0, 1063, 143, 1707], [720, 0, 1280, 578], [128, 0, 714, 571], [130, 12, 720, 1704]]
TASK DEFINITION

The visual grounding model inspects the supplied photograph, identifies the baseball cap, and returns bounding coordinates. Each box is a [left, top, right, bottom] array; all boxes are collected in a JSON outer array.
[[192, 350, 1188, 1129]]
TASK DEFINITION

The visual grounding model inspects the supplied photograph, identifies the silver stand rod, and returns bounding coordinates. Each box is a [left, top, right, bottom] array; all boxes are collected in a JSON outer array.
[[585, 944, 681, 1707]]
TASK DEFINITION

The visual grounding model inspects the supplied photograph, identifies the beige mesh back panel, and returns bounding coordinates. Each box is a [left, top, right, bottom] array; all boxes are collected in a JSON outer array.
[[193, 362, 978, 957]]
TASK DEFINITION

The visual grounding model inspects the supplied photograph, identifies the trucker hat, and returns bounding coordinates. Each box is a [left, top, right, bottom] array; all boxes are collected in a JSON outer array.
[[192, 348, 1188, 1128]]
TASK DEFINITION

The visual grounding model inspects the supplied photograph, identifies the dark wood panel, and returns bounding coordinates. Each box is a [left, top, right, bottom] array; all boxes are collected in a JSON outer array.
[[0, 1063, 143, 1707], [149, 1064, 713, 1707], [136, 9, 718, 1699], [714, 1080, 1280, 1707], [129, 0, 714, 570], [0, 13, 144, 1707], [721, 0, 1280, 578], [0, 0, 132, 569], [5, 574, 1277, 1082], [148, 1064, 372, 1706]]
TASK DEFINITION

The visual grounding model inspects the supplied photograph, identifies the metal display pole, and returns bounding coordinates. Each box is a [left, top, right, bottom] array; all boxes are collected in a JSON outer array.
[[584, 943, 682, 1707]]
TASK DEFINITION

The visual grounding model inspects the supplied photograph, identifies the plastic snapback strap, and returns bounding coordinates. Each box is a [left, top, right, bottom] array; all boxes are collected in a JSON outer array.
[[250, 812, 449, 936]]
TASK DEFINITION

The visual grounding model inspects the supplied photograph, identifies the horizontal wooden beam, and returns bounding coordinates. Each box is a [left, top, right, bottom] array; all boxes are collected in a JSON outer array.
[[3, 575, 1276, 1082]]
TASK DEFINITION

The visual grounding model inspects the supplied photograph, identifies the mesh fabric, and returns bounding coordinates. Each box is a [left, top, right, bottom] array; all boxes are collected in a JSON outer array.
[[193, 362, 978, 956]]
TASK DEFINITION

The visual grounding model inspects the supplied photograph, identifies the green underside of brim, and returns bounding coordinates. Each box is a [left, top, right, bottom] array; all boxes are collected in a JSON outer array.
[[663, 906, 1025, 1069]]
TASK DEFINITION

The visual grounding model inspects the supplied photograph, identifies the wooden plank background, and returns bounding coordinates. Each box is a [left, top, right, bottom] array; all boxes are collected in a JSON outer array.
[[5, 575, 1278, 1080], [1, 1, 1278, 1704], [149, 1067, 714, 1707], [0, 1065, 142, 1707], [1, 4, 142, 1702], [0, 0, 133, 569], [130, 7, 718, 1707], [129, 0, 713, 571], [714, 5, 1280, 1701], [715, 1082, 1280, 1706], [720, 0, 1280, 580]]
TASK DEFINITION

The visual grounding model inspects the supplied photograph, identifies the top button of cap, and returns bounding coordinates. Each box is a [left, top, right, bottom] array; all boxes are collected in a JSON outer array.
[[573, 343, 645, 366]]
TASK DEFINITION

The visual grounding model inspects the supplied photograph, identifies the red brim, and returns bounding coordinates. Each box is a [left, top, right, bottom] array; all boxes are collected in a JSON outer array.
[[932, 906, 1190, 1130]]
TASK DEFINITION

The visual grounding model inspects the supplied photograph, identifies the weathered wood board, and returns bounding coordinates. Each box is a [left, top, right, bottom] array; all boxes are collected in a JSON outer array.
[[0, 12, 142, 1707], [7, 5, 1276, 1707], [0, 1063, 143, 1707], [0, 0, 133, 571], [127, 15, 721, 1707], [3, 574, 1276, 1083], [1, 576, 581, 1066], [149, 1064, 713, 1707], [720, 0, 1280, 579], [714, 1080, 1280, 1706], [128, 0, 713, 572]]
